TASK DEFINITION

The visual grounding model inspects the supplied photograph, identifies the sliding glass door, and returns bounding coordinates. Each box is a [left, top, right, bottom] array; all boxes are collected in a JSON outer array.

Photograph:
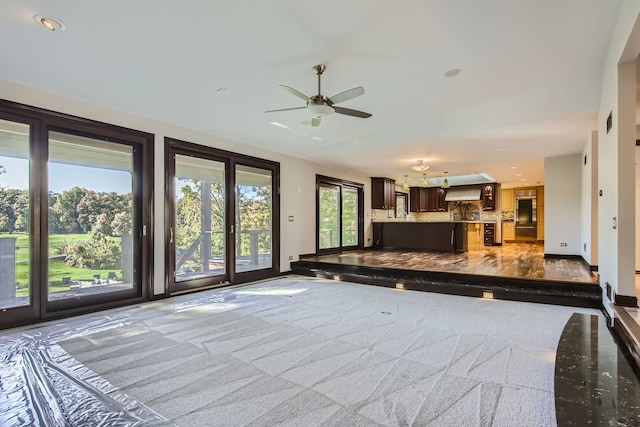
[[0, 100, 153, 329], [47, 132, 138, 305], [318, 184, 340, 250], [316, 175, 364, 254], [342, 186, 359, 247], [235, 165, 273, 273], [173, 154, 226, 286], [166, 138, 279, 294], [0, 118, 34, 315]]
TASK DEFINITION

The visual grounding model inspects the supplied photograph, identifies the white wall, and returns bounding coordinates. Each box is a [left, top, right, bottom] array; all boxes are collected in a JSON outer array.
[[545, 154, 582, 255], [581, 131, 598, 266], [0, 79, 372, 296], [597, 1, 640, 313], [636, 144, 640, 270]]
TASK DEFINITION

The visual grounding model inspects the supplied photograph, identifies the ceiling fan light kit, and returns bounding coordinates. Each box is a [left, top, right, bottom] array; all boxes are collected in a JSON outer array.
[[265, 64, 372, 127], [307, 103, 334, 118]]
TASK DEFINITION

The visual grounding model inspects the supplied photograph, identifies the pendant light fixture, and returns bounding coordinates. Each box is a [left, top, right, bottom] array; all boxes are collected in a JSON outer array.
[[411, 160, 430, 172], [402, 175, 409, 191], [441, 171, 450, 189], [421, 174, 428, 188]]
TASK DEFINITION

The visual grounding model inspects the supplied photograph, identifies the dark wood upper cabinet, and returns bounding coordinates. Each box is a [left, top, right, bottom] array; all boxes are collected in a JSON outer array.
[[371, 177, 396, 210], [410, 187, 448, 212], [409, 187, 428, 212], [431, 188, 448, 212], [482, 183, 496, 211]]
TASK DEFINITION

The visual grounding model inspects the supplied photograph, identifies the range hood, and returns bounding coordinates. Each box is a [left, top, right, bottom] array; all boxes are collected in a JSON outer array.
[[444, 187, 482, 202]]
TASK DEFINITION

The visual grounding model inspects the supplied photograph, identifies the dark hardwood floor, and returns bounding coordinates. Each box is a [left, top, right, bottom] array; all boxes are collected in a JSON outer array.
[[300, 242, 597, 283], [293, 242, 601, 308]]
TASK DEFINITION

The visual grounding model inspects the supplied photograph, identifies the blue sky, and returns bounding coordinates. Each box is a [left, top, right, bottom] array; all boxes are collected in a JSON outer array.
[[1, 156, 132, 194]]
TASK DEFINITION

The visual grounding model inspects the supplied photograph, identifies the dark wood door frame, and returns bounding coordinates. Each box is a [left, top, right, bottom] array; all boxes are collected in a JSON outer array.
[[0, 99, 154, 329], [316, 175, 364, 255], [164, 137, 280, 295]]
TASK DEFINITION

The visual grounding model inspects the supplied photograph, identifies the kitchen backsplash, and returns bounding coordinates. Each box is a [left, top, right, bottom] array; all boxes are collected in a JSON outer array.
[[502, 211, 514, 221], [372, 202, 501, 222]]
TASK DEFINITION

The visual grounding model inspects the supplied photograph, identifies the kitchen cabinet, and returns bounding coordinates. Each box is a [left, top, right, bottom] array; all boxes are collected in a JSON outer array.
[[502, 222, 515, 242], [409, 187, 429, 212], [537, 186, 544, 207], [468, 223, 482, 247], [371, 177, 396, 210], [483, 223, 495, 246], [537, 206, 544, 240], [410, 187, 448, 212], [501, 188, 514, 212], [482, 183, 496, 211], [430, 188, 448, 212]]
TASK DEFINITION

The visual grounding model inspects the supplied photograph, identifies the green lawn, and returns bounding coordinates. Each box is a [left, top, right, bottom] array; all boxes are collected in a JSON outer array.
[[1, 233, 123, 297], [0, 232, 92, 261]]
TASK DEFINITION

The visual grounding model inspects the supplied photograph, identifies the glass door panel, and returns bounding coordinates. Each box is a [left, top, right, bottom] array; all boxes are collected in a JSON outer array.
[[319, 184, 340, 250], [235, 165, 272, 273], [174, 154, 226, 282], [47, 132, 135, 301], [342, 187, 359, 247], [0, 119, 31, 309]]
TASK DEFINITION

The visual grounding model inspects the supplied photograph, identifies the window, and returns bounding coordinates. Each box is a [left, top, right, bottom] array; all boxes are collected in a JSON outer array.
[[395, 193, 408, 218], [47, 132, 137, 303], [166, 138, 280, 294], [316, 175, 364, 254], [235, 165, 273, 273], [173, 155, 226, 283], [0, 119, 31, 310], [0, 100, 153, 329], [318, 184, 340, 250]]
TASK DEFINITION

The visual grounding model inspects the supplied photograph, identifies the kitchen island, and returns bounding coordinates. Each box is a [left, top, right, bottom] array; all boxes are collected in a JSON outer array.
[[373, 221, 470, 252]]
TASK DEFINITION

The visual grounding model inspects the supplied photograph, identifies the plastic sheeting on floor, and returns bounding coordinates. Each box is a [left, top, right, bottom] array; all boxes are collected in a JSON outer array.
[[0, 315, 174, 427]]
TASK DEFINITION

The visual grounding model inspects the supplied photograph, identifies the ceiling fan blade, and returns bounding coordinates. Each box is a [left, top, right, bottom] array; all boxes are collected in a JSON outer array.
[[328, 87, 364, 105], [280, 85, 311, 102], [265, 106, 307, 113], [311, 117, 321, 127], [333, 106, 372, 118]]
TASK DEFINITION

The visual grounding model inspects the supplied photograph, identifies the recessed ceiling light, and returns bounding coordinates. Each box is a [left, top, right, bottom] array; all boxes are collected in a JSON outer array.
[[311, 136, 323, 141], [34, 14, 66, 31], [444, 68, 461, 78], [520, 178, 526, 181], [509, 166, 517, 169], [515, 173, 522, 176]]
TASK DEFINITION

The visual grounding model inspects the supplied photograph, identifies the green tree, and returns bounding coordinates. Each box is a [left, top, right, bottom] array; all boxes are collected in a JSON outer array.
[[0, 188, 22, 233], [111, 210, 132, 236], [12, 189, 29, 232], [77, 190, 100, 233], [342, 189, 358, 246], [53, 187, 88, 233], [236, 184, 271, 256], [63, 232, 121, 269], [319, 186, 339, 249], [48, 192, 61, 233], [92, 212, 112, 236], [175, 181, 202, 251]]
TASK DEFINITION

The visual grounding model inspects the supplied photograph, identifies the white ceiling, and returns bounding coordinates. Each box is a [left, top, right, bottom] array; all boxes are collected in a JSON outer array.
[[0, 1, 627, 188]]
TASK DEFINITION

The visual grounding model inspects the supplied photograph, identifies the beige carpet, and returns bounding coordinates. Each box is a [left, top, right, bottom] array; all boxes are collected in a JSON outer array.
[[1, 276, 599, 426]]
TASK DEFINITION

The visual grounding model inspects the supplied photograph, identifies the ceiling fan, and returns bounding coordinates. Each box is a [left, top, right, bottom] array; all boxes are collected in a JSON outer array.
[[265, 64, 372, 127]]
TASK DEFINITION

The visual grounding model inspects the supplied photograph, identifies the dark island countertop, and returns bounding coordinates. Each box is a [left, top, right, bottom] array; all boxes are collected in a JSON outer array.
[[373, 221, 470, 252]]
